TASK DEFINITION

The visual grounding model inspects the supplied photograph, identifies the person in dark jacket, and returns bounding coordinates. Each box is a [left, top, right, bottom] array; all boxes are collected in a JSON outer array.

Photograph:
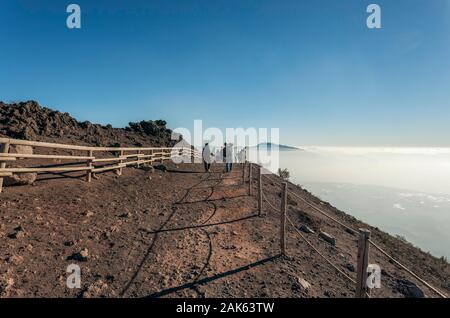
[[223, 143, 234, 172]]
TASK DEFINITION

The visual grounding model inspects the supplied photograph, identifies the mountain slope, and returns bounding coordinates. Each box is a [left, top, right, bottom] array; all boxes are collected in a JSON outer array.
[[0, 100, 178, 147]]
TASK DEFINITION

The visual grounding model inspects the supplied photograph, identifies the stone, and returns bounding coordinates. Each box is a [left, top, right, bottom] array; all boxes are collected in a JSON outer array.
[[8, 226, 26, 239], [319, 231, 336, 246], [345, 263, 355, 272], [84, 211, 94, 217], [297, 277, 311, 290], [68, 248, 89, 262], [64, 241, 75, 247], [4, 173, 37, 186], [299, 224, 315, 234], [395, 279, 424, 298], [119, 212, 131, 218]]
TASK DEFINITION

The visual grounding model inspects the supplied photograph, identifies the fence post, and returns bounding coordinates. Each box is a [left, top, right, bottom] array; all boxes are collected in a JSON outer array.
[[86, 150, 93, 182], [242, 161, 246, 183], [0, 142, 11, 193], [258, 166, 263, 216], [355, 228, 371, 298], [118, 150, 124, 175], [137, 150, 141, 168], [280, 182, 287, 255], [248, 163, 252, 196]]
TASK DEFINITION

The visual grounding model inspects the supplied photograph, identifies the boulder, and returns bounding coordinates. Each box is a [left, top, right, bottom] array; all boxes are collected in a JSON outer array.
[[319, 231, 336, 246], [4, 173, 37, 186], [395, 279, 424, 298]]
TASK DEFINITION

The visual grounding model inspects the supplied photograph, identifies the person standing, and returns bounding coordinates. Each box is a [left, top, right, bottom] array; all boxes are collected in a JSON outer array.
[[202, 143, 213, 172], [223, 143, 234, 173]]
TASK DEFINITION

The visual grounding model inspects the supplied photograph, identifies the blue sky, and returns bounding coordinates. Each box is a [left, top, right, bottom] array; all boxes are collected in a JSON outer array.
[[1, 0, 449, 146]]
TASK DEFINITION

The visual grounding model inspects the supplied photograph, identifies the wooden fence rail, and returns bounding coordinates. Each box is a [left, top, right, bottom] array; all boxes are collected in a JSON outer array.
[[0, 137, 201, 193]]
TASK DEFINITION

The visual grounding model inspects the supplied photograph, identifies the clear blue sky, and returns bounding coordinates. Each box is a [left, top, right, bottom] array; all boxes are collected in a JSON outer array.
[[1, 0, 449, 146]]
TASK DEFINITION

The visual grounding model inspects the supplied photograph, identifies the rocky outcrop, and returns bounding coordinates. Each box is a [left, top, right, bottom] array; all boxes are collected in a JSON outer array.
[[0, 100, 177, 147]]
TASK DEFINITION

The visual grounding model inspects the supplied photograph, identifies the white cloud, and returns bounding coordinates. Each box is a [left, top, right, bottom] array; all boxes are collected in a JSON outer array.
[[302, 146, 450, 156]]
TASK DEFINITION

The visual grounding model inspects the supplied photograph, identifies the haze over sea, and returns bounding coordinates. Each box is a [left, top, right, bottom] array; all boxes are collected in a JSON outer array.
[[275, 147, 450, 259]]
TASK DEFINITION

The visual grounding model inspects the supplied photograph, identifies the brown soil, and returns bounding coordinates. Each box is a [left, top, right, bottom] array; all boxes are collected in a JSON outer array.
[[1, 163, 449, 298]]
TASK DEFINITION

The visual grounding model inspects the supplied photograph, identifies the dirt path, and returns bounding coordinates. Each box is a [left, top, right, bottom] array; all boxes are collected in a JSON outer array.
[[1, 163, 449, 298]]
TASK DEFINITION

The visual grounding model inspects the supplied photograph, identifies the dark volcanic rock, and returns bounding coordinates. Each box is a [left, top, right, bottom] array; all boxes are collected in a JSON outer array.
[[0, 100, 176, 147], [394, 279, 425, 298]]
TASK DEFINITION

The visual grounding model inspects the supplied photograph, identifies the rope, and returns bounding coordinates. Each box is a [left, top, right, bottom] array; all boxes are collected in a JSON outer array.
[[285, 215, 356, 285], [368, 239, 447, 298], [263, 171, 359, 233], [287, 189, 358, 234], [261, 191, 280, 213], [258, 168, 448, 298]]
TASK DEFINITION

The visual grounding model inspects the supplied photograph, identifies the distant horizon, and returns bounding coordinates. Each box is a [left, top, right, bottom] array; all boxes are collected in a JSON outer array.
[[4, 99, 450, 148]]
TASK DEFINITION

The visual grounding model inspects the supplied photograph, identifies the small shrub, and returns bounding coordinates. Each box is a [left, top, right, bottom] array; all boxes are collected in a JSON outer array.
[[277, 168, 290, 181]]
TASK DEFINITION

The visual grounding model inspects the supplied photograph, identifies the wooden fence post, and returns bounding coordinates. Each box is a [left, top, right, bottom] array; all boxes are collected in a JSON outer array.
[[118, 150, 124, 175], [248, 163, 252, 196], [137, 150, 141, 168], [258, 166, 263, 216], [242, 161, 246, 183], [0, 142, 11, 193], [280, 182, 287, 255], [355, 228, 371, 298], [86, 150, 93, 182]]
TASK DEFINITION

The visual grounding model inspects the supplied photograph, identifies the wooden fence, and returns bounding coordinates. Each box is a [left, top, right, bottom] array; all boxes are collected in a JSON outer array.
[[0, 137, 201, 193]]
